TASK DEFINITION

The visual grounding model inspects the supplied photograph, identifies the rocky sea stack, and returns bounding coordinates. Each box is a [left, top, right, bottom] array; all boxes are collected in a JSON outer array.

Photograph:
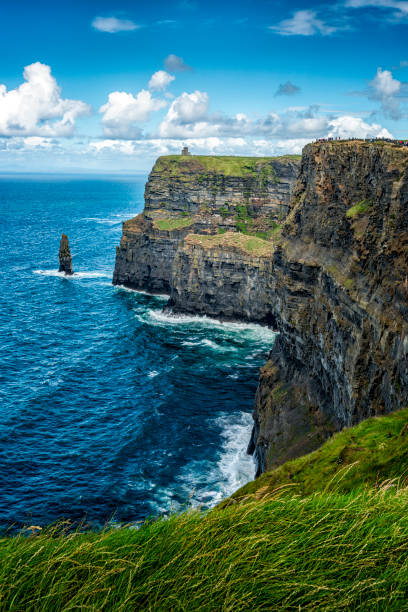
[[59, 233, 73, 275], [114, 142, 408, 476]]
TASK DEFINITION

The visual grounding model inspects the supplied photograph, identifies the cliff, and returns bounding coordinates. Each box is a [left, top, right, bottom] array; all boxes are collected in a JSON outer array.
[[250, 141, 408, 474], [112, 154, 300, 294]]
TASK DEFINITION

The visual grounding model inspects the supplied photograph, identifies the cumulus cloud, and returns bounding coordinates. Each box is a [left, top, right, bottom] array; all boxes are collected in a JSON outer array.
[[99, 90, 166, 138], [0, 62, 90, 137], [156, 90, 393, 146], [164, 54, 192, 72], [328, 115, 393, 138], [148, 70, 175, 91], [369, 67, 403, 119], [158, 91, 209, 137], [270, 10, 338, 36], [92, 16, 139, 33], [275, 81, 301, 96]]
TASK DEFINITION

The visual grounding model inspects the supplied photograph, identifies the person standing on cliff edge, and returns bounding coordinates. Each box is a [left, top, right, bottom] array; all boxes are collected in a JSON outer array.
[[59, 234, 73, 275]]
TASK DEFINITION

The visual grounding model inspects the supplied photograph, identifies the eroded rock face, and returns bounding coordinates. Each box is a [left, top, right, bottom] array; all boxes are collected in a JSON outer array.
[[112, 155, 300, 295], [250, 141, 408, 473], [59, 234, 73, 275], [168, 234, 276, 323]]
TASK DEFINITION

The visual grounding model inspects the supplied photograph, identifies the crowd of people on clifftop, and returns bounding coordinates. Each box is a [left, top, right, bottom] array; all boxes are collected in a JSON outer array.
[[315, 137, 408, 146]]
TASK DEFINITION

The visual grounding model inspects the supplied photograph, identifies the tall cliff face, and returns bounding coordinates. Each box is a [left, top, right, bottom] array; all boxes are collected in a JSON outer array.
[[250, 141, 408, 474], [112, 154, 300, 295], [169, 233, 275, 322]]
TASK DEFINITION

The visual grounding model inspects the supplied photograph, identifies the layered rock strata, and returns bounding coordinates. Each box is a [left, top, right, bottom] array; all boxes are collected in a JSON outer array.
[[113, 155, 300, 294], [250, 141, 408, 474]]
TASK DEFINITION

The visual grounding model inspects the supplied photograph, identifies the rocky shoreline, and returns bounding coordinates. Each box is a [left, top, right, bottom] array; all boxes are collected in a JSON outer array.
[[114, 144, 408, 477]]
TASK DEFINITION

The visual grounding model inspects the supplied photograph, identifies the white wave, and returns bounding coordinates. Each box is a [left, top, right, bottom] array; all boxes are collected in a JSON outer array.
[[34, 269, 111, 279], [215, 412, 255, 495], [148, 370, 159, 378], [78, 216, 126, 226], [147, 309, 276, 335], [178, 411, 255, 509], [115, 284, 170, 300], [181, 338, 227, 351]]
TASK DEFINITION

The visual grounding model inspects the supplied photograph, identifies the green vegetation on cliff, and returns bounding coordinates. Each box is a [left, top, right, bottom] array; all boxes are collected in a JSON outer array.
[[153, 216, 194, 231], [153, 154, 300, 178], [1, 409, 408, 610], [185, 231, 276, 256], [346, 199, 372, 218]]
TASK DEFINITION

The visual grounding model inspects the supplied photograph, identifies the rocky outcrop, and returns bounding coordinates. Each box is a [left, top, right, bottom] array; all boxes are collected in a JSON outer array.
[[250, 141, 408, 474], [113, 154, 300, 294], [168, 233, 275, 323], [59, 234, 73, 275]]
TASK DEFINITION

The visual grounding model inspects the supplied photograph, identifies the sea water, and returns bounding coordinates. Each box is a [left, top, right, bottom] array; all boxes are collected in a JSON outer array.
[[0, 175, 276, 529]]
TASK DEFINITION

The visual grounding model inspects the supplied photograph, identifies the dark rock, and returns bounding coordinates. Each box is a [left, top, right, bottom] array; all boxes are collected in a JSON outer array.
[[59, 234, 73, 275]]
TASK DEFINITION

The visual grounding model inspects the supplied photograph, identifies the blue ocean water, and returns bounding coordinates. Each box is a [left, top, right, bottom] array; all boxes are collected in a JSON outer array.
[[0, 175, 276, 529]]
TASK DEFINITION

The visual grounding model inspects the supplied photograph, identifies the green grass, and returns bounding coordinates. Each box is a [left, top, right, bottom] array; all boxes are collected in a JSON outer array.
[[346, 199, 372, 218], [228, 408, 408, 502], [2, 489, 408, 610], [154, 155, 300, 178], [185, 232, 275, 257], [153, 216, 194, 231]]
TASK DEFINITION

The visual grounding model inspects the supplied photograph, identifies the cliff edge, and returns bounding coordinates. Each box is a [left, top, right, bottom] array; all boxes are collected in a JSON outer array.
[[250, 140, 408, 474]]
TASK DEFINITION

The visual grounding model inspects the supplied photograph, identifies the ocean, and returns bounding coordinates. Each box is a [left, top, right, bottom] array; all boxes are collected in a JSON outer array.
[[0, 174, 276, 529]]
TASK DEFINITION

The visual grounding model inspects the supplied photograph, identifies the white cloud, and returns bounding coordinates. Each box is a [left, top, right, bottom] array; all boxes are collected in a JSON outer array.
[[270, 10, 338, 36], [369, 67, 403, 119], [159, 91, 209, 136], [164, 54, 192, 72], [148, 70, 175, 91], [0, 62, 90, 137], [92, 16, 139, 33], [370, 67, 401, 97], [328, 115, 393, 138], [157, 90, 393, 145], [99, 90, 166, 138]]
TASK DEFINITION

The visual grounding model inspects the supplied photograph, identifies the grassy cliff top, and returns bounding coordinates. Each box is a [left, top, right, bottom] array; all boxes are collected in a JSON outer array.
[[184, 231, 276, 257], [152, 154, 301, 178], [226, 406, 408, 504]]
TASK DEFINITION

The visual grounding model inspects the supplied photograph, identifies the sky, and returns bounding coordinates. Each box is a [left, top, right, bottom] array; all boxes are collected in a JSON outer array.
[[0, 0, 407, 173]]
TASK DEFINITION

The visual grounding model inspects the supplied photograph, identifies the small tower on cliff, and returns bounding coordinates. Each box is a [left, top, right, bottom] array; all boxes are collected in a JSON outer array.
[[181, 145, 190, 156], [59, 234, 73, 275]]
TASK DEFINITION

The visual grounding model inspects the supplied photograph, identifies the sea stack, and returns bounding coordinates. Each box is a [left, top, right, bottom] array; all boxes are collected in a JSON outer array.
[[59, 234, 73, 275]]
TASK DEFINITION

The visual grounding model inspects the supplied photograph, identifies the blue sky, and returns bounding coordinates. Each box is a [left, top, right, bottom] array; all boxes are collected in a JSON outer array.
[[0, 0, 407, 172]]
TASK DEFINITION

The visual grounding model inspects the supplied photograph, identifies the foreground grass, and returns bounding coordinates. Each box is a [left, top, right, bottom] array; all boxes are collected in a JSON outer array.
[[3, 409, 408, 610], [1, 489, 408, 611]]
